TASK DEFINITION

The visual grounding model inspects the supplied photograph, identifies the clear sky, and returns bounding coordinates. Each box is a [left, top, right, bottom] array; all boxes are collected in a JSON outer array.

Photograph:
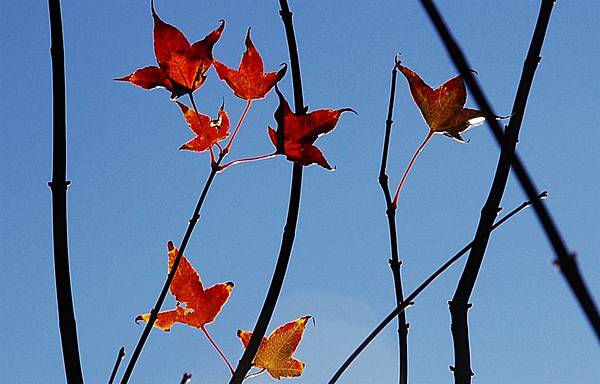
[[2, 1, 599, 383]]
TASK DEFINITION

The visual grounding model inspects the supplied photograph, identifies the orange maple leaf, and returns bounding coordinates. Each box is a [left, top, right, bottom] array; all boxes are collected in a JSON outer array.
[[237, 316, 312, 380], [213, 28, 286, 100], [116, 1, 224, 99], [136, 242, 233, 332], [396, 62, 485, 143], [268, 87, 355, 170], [177, 102, 230, 153]]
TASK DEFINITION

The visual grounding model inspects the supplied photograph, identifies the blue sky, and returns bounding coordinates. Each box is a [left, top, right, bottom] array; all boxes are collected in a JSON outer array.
[[2, 1, 599, 383]]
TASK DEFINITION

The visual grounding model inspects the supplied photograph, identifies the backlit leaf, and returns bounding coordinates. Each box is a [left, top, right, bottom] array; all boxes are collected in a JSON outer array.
[[136, 242, 234, 331], [116, 1, 224, 98], [396, 62, 485, 142], [237, 316, 311, 379], [214, 29, 286, 100], [268, 86, 355, 170], [177, 102, 230, 152]]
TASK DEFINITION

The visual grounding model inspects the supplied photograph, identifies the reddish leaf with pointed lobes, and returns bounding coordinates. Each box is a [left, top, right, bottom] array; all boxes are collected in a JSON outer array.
[[177, 102, 230, 152], [116, 2, 224, 99], [237, 316, 312, 379], [396, 62, 485, 142], [136, 242, 234, 331], [213, 29, 286, 100], [268, 87, 355, 170]]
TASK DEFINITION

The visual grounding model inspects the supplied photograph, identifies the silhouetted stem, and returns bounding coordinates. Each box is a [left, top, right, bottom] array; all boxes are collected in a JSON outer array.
[[419, 0, 600, 340], [229, 1, 305, 382], [218, 153, 277, 172], [392, 129, 434, 206], [48, 1, 84, 383], [120, 146, 226, 384], [179, 373, 192, 384], [448, 2, 556, 382], [378, 62, 409, 384], [108, 347, 125, 384], [329, 193, 543, 384], [225, 100, 253, 154], [200, 326, 234, 375]]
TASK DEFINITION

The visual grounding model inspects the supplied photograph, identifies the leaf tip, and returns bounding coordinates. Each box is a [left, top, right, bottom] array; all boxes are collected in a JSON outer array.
[[167, 241, 174, 251]]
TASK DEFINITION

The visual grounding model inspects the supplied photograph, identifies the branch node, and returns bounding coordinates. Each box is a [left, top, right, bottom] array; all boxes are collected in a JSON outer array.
[[448, 300, 472, 310], [388, 258, 402, 270]]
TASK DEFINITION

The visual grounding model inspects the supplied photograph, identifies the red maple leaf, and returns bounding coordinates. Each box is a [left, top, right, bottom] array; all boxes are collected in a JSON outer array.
[[213, 28, 286, 100], [136, 242, 234, 331], [116, 1, 224, 99], [268, 87, 355, 170], [177, 102, 230, 153]]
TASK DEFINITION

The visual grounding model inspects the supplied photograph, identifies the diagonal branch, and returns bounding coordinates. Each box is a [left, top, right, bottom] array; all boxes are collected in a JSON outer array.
[[419, 0, 600, 340], [229, 1, 305, 382], [378, 60, 409, 384], [448, 2, 557, 382], [120, 145, 226, 384], [48, 1, 85, 383], [329, 193, 544, 384]]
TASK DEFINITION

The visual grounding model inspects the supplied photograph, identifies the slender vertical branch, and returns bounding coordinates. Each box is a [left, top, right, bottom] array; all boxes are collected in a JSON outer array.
[[329, 193, 543, 384], [447, 2, 556, 382], [229, 1, 305, 382], [48, 1, 84, 383], [378, 62, 409, 384], [108, 347, 125, 384], [120, 145, 226, 383], [420, 0, 600, 339]]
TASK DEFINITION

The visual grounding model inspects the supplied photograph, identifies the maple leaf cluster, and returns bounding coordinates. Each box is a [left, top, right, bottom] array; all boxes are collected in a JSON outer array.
[[116, 1, 351, 170]]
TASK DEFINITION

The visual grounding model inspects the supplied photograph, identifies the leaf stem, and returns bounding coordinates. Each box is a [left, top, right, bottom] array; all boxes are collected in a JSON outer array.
[[218, 153, 277, 172], [48, 1, 85, 383], [200, 326, 234, 375], [448, 2, 556, 382], [119, 148, 226, 384], [107, 347, 125, 384], [225, 100, 253, 154], [328, 193, 544, 384], [244, 369, 267, 380], [378, 60, 409, 384], [229, 1, 305, 382], [392, 129, 435, 206], [420, 0, 600, 340]]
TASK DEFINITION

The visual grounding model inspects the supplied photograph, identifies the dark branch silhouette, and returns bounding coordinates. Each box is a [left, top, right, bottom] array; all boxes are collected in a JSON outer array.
[[329, 193, 544, 383], [48, 0, 84, 382], [120, 140, 226, 383], [419, 0, 600, 340], [448, 2, 556, 382], [229, 1, 305, 382], [108, 347, 125, 384], [378, 59, 409, 384]]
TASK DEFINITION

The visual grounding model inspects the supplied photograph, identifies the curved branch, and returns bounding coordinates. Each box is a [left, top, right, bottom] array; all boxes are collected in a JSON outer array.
[[229, 1, 306, 382]]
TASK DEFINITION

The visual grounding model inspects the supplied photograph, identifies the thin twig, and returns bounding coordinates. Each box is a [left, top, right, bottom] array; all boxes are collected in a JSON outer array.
[[179, 372, 192, 384], [225, 100, 253, 154], [120, 92, 229, 384], [377, 60, 409, 384], [108, 347, 125, 384], [229, 1, 305, 382], [329, 193, 545, 383], [447, 2, 556, 382], [419, 0, 600, 339], [200, 326, 234, 375], [48, 1, 84, 383]]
